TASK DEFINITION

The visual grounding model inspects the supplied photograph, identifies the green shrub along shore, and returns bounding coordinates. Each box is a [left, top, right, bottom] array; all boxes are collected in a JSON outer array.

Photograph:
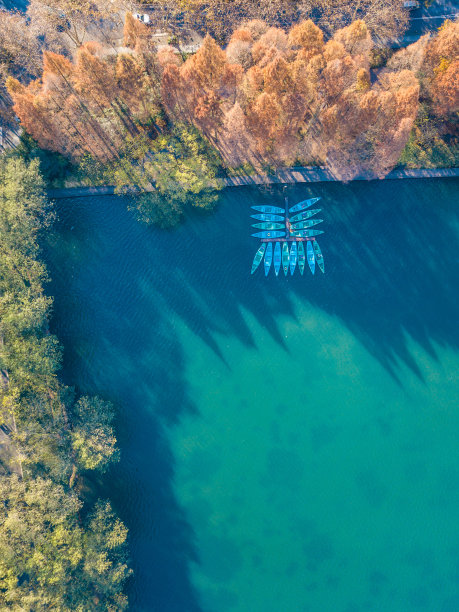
[[0, 156, 131, 610]]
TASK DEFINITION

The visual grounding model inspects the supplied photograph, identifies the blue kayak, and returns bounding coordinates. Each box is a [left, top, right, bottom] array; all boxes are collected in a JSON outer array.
[[252, 231, 285, 239], [307, 241, 315, 275], [312, 240, 325, 273], [297, 241, 305, 275], [274, 242, 281, 276], [290, 229, 324, 238], [290, 209, 321, 223], [264, 242, 273, 276], [251, 213, 284, 222], [251, 243, 266, 274], [252, 205, 285, 214], [252, 222, 285, 230], [289, 242, 297, 275], [290, 218, 323, 230], [282, 242, 289, 276], [289, 197, 320, 214]]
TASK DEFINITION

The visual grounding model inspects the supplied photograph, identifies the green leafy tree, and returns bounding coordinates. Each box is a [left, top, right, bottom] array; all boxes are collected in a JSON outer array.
[[130, 125, 222, 227], [0, 157, 131, 609], [399, 104, 459, 169], [0, 475, 130, 610], [71, 397, 119, 472]]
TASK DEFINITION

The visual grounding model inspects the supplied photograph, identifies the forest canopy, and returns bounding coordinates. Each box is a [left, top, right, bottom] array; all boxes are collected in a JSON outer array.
[[5, 14, 458, 186], [0, 156, 131, 609]]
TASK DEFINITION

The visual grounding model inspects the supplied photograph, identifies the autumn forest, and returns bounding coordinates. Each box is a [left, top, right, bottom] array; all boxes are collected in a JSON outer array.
[[5, 13, 459, 200]]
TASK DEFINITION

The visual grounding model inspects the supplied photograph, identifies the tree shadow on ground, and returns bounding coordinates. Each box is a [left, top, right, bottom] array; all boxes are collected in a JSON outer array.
[[45, 176, 458, 610]]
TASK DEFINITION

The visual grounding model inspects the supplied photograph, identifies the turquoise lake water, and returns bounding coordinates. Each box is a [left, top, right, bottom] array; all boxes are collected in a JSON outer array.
[[45, 178, 459, 612]]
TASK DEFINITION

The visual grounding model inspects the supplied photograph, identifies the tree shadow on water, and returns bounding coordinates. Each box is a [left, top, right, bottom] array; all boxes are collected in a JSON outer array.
[[148, 177, 459, 384], [46, 202, 205, 611], [293, 177, 459, 383], [45, 176, 458, 610]]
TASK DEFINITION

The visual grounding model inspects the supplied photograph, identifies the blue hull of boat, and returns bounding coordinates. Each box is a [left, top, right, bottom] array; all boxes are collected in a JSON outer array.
[[274, 242, 281, 276], [307, 241, 315, 275], [290, 218, 323, 230], [252, 231, 286, 239], [290, 209, 321, 223], [289, 197, 320, 214], [290, 229, 324, 238], [282, 242, 289, 276], [264, 242, 273, 276], [251, 214, 284, 222], [312, 240, 325, 273], [251, 243, 266, 274], [289, 242, 297, 275], [252, 222, 285, 230], [252, 205, 285, 214], [297, 241, 305, 275]]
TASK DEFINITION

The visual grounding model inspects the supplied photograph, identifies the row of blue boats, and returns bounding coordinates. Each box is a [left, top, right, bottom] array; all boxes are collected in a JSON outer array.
[[251, 239, 324, 276], [250, 196, 325, 276]]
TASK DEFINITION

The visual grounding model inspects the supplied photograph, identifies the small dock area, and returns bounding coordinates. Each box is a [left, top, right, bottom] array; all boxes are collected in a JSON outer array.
[[250, 195, 325, 276]]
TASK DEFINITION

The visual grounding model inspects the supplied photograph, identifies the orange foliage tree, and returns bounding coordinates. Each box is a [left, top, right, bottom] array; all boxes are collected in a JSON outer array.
[[9, 12, 458, 178], [422, 20, 459, 117], [7, 19, 164, 163]]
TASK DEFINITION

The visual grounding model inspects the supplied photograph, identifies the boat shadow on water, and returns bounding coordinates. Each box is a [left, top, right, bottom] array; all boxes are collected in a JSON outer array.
[[46, 176, 459, 610]]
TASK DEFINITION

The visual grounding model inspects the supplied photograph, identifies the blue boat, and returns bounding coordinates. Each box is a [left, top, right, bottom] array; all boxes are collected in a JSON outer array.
[[264, 242, 273, 276], [252, 205, 285, 214], [297, 241, 305, 275], [282, 242, 289, 276], [274, 242, 281, 276], [252, 231, 285, 239], [290, 218, 323, 230], [289, 242, 297, 275], [289, 197, 320, 214], [251, 243, 266, 274], [251, 213, 284, 222], [252, 222, 285, 230], [290, 229, 324, 238], [307, 241, 315, 275], [290, 209, 321, 223], [312, 240, 325, 273]]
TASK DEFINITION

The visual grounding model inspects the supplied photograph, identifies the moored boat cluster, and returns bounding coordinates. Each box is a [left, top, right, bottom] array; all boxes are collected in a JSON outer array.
[[250, 197, 325, 276]]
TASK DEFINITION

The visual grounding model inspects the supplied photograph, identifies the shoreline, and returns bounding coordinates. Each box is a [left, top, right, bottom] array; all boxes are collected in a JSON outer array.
[[48, 166, 459, 199]]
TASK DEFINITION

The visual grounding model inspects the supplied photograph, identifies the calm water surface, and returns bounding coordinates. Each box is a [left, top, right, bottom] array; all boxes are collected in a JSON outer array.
[[46, 179, 459, 612]]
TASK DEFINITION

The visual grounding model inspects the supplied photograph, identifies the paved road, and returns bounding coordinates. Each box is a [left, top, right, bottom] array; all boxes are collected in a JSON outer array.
[[394, 0, 457, 47], [224, 166, 459, 186], [48, 167, 459, 199]]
